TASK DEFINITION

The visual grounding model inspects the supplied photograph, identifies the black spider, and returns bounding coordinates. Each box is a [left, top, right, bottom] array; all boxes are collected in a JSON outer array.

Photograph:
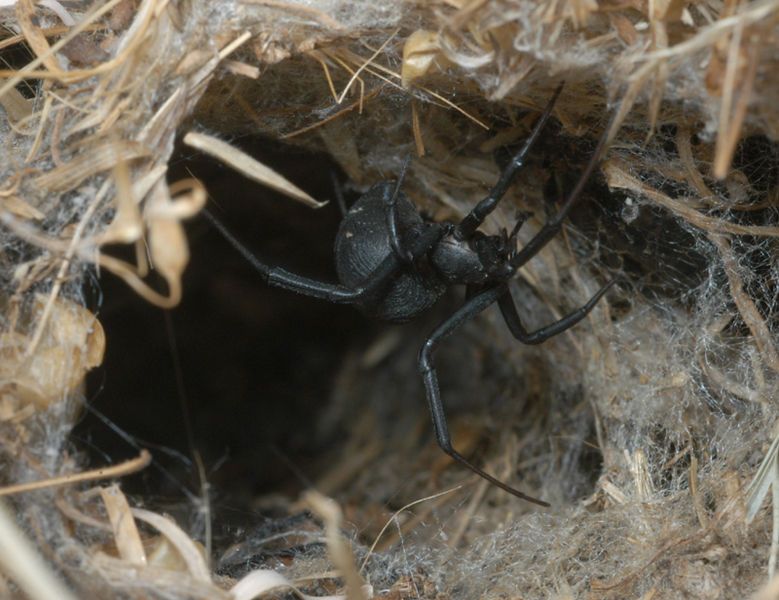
[[203, 84, 614, 506]]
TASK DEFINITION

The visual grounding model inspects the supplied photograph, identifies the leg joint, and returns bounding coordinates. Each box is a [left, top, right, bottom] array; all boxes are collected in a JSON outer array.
[[418, 342, 435, 372], [436, 436, 454, 454]]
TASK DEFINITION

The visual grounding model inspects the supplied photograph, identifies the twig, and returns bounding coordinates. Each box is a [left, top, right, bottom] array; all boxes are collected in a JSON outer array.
[[336, 30, 397, 104], [0, 450, 151, 497], [23, 179, 109, 360], [359, 484, 464, 573]]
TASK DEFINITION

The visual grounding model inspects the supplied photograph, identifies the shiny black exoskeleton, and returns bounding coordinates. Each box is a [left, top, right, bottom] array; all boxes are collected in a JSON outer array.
[[204, 84, 614, 506], [334, 182, 447, 322]]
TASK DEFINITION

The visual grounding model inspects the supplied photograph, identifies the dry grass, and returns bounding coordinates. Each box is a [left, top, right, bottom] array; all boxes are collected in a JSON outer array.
[[1, 0, 778, 598]]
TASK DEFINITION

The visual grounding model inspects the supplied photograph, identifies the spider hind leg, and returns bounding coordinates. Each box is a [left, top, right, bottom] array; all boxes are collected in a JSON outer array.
[[418, 285, 550, 507], [498, 279, 615, 345]]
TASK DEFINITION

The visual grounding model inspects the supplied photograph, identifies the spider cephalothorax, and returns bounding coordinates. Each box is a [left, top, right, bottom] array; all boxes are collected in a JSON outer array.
[[205, 83, 614, 506]]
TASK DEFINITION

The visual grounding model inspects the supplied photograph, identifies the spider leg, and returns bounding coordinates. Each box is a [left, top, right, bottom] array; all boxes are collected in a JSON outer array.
[[498, 280, 615, 345], [384, 155, 414, 263], [455, 83, 563, 240], [508, 210, 533, 254], [418, 285, 550, 506], [509, 124, 610, 270], [330, 171, 348, 217], [203, 208, 447, 304]]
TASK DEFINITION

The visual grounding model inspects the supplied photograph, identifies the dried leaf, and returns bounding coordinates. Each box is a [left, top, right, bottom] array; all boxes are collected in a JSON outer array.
[[131, 509, 211, 582], [401, 30, 440, 87], [100, 484, 146, 565], [0, 87, 32, 122], [148, 216, 188, 297], [0, 295, 105, 408], [183, 132, 324, 208], [99, 161, 143, 245]]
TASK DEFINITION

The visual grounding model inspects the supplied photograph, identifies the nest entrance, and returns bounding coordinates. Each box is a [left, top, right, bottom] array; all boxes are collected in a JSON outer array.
[[3, 0, 779, 596], [79, 139, 373, 502]]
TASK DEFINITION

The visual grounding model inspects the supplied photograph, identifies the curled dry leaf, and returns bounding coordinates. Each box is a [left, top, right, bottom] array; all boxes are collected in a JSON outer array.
[[146, 178, 206, 304], [99, 484, 146, 565], [148, 217, 187, 304], [99, 160, 143, 245], [97, 178, 205, 308], [130, 508, 211, 582], [0, 294, 105, 408], [148, 177, 207, 220]]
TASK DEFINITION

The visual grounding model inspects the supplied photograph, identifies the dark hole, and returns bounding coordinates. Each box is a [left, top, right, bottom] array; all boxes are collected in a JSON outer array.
[[78, 137, 372, 504], [0, 41, 39, 100]]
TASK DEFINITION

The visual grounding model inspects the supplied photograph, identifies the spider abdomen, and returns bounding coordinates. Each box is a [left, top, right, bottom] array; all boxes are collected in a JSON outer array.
[[334, 182, 446, 323]]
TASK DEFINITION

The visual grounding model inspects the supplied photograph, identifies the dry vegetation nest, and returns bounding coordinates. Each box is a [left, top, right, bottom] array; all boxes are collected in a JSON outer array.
[[1, 0, 779, 598]]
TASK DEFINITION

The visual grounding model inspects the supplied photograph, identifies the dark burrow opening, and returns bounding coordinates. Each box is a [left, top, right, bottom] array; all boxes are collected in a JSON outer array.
[[77, 136, 587, 571], [72, 123, 697, 568], [75, 134, 605, 569]]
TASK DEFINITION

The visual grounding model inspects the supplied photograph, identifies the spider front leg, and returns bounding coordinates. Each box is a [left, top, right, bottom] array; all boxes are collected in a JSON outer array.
[[384, 155, 414, 263], [498, 280, 615, 345], [455, 83, 563, 240], [418, 285, 549, 506], [509, 123, 610, 270]]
